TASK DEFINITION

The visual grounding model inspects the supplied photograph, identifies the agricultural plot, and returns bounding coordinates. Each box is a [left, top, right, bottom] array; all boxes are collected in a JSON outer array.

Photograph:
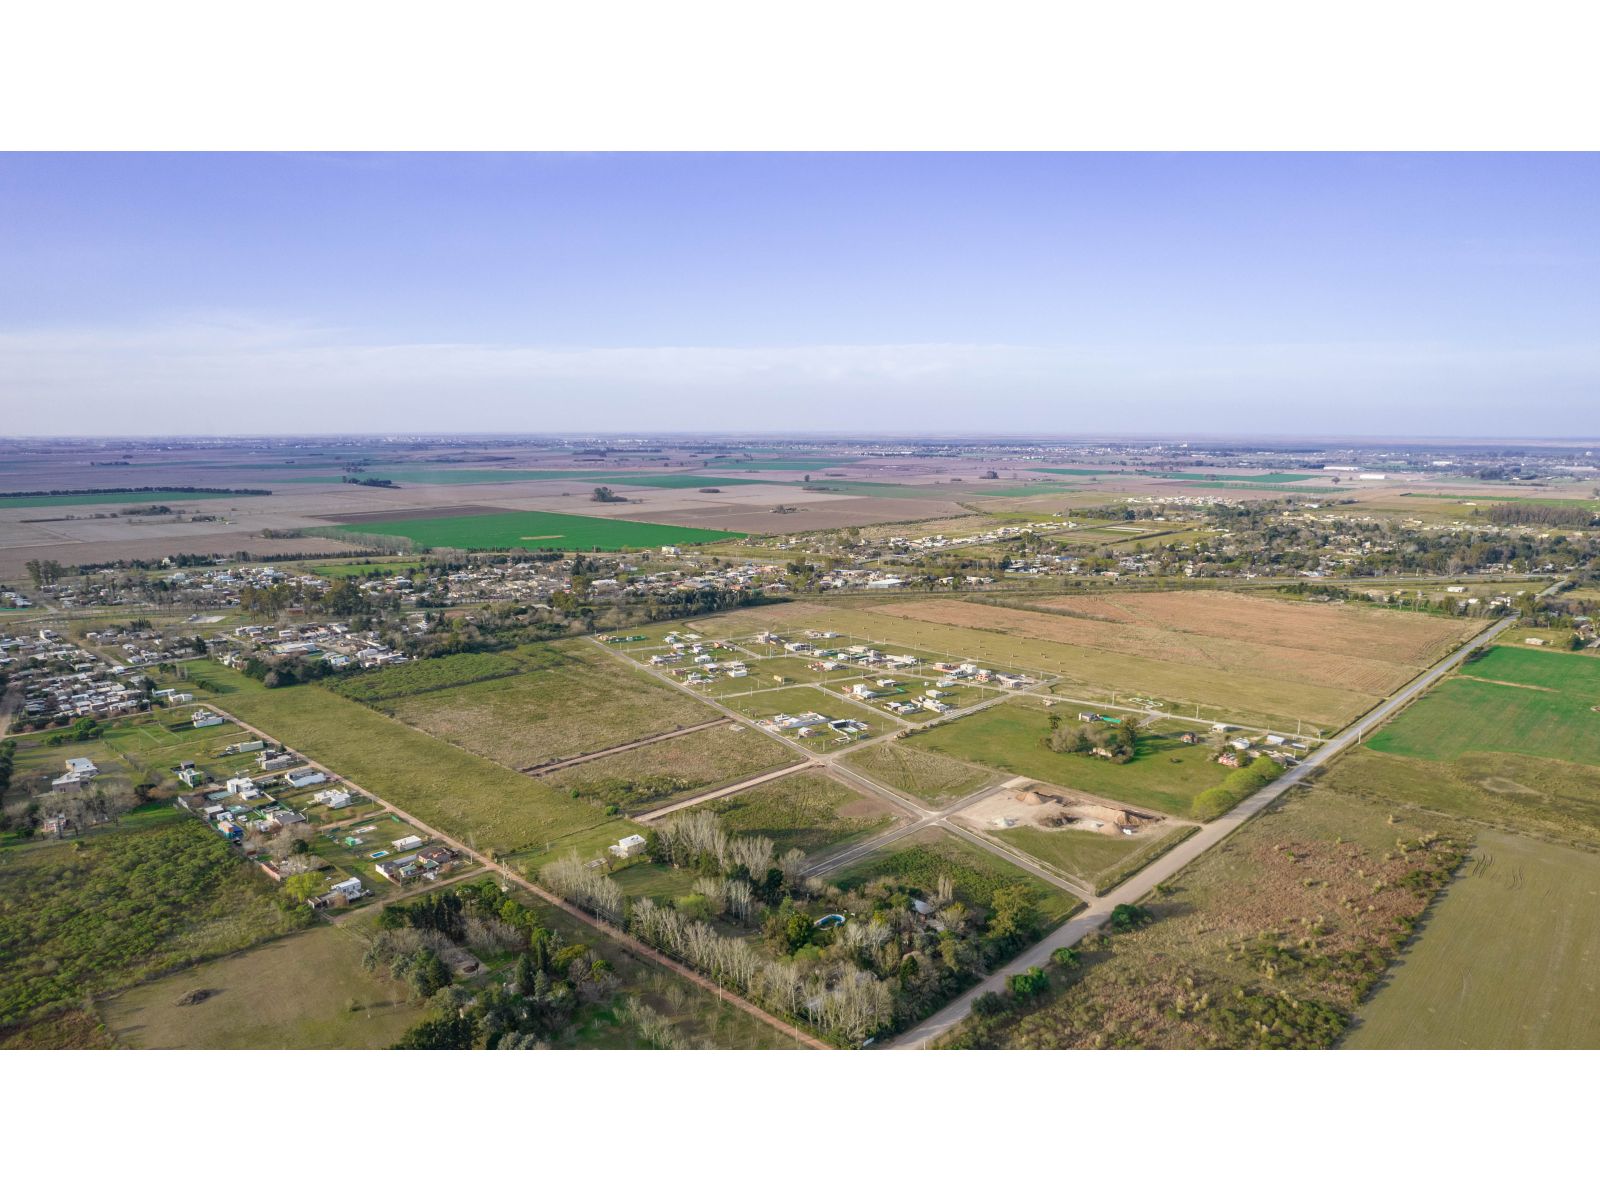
[[382, 641, 718, 770], [326, 509, 746, 551], [0, 490, 242, 509], [828, 828, 1079, 926], [838, 740, 1001, 807], [709, 770, 903, 858], [542, 723, 802, 815], [1345, 831, 1600, 1049], [1366, 652, 1600, 768], [910, 703, 1235, 820]]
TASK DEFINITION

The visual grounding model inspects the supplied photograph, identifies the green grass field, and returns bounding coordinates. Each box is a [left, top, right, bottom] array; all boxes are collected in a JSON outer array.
[[305, 558, 427, 578], [838, 740, 1000, 806], [0, 490, 247, 509], [327, 651, 524, 703], [327, 508, 747, 550], [580, 473, 778, 489], [987, 822, 1197, 893], [709, 770, 902, 857], [829, 829, 1079, 924], [383, 642, 718, 770], [1367, 652, 1600, 767], [542, 723, 801, 815], [279, 469, 597, 484], [180, 659, 620, 858], [1344, 831, 1600, 1048], [910, 704, 1234, 819]]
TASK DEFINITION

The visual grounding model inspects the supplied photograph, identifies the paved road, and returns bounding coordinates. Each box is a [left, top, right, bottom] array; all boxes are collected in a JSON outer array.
[[887, 606, 1528, 1048]]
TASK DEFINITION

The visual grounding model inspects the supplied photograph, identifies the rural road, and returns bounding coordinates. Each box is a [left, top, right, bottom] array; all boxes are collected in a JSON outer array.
[[887, 605, 1529, 1048]]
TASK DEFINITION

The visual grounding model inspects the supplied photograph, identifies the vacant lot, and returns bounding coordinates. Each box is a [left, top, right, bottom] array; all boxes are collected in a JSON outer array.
[[327, 651, 524, 703], [1459, 643, 1600, 696], [543, 723, 801, 815], [102, 922, 423, 1049], [910, 703, 1234, 820], [1366, 676, 1600, 766], [830, 828, 1079, 925], [327, 509, 746, 550], [1345, 831, 1600, 1048], [385, 642, 717, 770], [839, 740, 1000, 806], [983, 822, 1197, 894], [182, 659, 614, 857], [709, 770, 902, 857], [941, 783, 1469, 1049]]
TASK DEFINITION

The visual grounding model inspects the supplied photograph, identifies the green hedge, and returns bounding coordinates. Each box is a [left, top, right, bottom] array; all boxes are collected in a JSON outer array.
[[1192, 755, 1284, 821]]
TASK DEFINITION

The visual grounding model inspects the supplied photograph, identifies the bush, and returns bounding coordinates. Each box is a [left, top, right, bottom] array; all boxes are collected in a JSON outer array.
[[1108, 903, 1154, 933], [1009, 966, 1050, 1001], [1192, 755, 1284, 821], [971, 991, 1011, 1017]]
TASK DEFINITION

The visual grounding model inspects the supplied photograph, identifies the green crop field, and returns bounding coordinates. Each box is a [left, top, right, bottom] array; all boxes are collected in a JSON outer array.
[[1345, 831, 1600, 1048], [382, 641, 718, 771], [278, 469, 597, 484], [704, 459, 855, 471], [829, 829, 1078, 924], [580, 473, 778, 489], [327, 509, 746, 550], [1150, 471, 1319, 483], [709, 770, 902, 857], [0, 490, 248, 509], [1366, 650, 1600, 766], [910, 704, 1234, 820], [839, 740, 1001, 806]]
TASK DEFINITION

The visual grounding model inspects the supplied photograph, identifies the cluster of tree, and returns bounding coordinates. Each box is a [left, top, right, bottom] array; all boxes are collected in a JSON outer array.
[[591, 486, 627, 503], [23, 559, 66, 588], [342, 475, 398, 487], [42, 716, 104, 745], [1044, 712, 1142, 763], [373, 880, 617, 1049], [1488, 502, 1599, 528], [0, 740, 16, 828], [237, 653, 334, 688]]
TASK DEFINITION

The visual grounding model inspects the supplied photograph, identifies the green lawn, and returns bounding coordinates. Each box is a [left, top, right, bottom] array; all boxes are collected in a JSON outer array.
[[709, 770, 902, 857], [327, 509, 747, 551], [1366, 676, 1600, 766], [1458, 644, 1600, 698], [1345, 831, 1600, 1048], [911, 704, 1234, 819]]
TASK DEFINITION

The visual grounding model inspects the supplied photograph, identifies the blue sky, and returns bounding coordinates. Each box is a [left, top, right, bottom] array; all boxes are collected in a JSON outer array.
[[1, 152, 1594, 436]]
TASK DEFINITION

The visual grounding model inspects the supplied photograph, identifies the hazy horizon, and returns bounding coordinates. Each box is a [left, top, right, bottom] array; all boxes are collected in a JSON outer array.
[[3, 152, 1596, 437]]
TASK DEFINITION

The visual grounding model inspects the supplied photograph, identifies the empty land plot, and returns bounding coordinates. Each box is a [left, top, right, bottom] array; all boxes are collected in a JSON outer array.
[[1345, 831, 1600, 1049], [888, 597, 1418, 695], [1458, 643, 1600, 696], [326, 651, 524, 703], [101, 922, 424, 1049], [829, 828, 1078, 925], [1325, 747, 1600, 847], [1031, 589, 1467, 666], [325, 509, 746, 551], [179, 660, 615, 857], [1366, 678, 1600, 766], [909, 704, 1235, 820], [542, 724, 802, 815], [786, 602, 1385, 730], [709, 770, 903, 857], [838, 740, 1001, 806], [981, 822, 1196, 894], [383, 642, 718, 770]]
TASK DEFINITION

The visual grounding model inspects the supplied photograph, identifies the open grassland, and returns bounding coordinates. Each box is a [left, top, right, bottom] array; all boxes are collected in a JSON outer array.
[[830, 828, 1079, 925], [326, 651, 524, 703], [910, 703, 1234, 820], [709, 770, 903, 857], [1322, 747, 1600, 847], [1366, 679, 1600, 767], [0, 490, 247, 509], [327, 508, 746, 550], [182, 659, 616, 857], [986, 823, 1197, 894], [1345, 831, 1600, 1048], [892, 597, 1420, 695], [941, 784, 1470, 1049], [1458, 643, 1600, 695], [0, 818, 312, 1037], [384, 641, 718, 770], [838, 740, 1001, 806], [101, 921, 423, 1049], [762, 598, 1419, 730], [542, 723, 801, 815], [304, 557, 428, 577]]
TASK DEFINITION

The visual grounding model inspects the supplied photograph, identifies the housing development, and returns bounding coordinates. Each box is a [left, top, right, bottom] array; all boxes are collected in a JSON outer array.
[[1, 434, 1597, 1050]]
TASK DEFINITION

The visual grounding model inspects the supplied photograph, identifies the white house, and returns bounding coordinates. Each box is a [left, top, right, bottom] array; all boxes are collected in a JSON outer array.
[[392, 834, 426, 851], [313, 787, 354, 809], [192, 710, 223, 728], [609, 833, 648, 858]]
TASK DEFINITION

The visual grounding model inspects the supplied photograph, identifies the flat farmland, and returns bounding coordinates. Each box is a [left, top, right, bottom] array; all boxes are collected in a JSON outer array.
[[983, 822, 1196, 894], [326, 508, 747, 551], [1345, 831, 1600, 1049], [1366, 672, 1600, 767], [382, 642, 719, 770], [909, 703, 1234, 819], [542, 723, 801, 815], [1458, 643, 1600, 696], [0, 490, 247, 509], [709, 770, 904, 857]]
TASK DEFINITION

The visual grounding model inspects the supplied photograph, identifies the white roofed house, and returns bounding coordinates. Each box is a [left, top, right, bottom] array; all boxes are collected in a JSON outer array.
[[609, 833, 648, 858]]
